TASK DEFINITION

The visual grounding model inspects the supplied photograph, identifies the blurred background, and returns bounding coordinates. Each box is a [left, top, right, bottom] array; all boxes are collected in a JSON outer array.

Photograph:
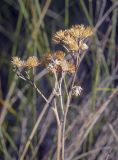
[[0, 0, 118, 160]]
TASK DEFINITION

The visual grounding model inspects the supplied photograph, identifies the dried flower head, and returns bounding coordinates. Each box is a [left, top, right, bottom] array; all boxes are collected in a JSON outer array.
[[66, 61, 76, 73], [26, 56, 40, 68], [58, 60, 75, 73], [47, 59, 75, 73], [70, 25, 93, 39], [45, 51, 75, 73], [52, 30, 65, 44], [53, 24, 93, 52], [44, 51, 65, 64], [72, 86, 83, 96], [11, 57, 25, 67], [54, 51, 65, 60], [63, 35, 79, 52]]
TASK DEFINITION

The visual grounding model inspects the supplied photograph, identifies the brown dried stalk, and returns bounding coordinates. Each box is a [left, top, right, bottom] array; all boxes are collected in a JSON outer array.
[[11, 24, 94, 160]]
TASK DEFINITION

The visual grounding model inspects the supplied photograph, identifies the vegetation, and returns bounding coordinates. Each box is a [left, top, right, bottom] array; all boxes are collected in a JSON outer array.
[[0, 0, 118, 160]]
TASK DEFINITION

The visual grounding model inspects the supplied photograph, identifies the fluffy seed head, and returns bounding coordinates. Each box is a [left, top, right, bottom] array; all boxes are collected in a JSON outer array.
[[11, 57, 25, 67], [26, 56, 40, 68]]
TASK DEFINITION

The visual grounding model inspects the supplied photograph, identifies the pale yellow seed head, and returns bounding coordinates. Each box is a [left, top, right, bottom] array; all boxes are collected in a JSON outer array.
[[11, 57, 24, 67], [26, 56, 39, 67]]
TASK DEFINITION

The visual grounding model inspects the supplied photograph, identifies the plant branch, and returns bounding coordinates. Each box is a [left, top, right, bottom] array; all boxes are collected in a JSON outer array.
[[52, 99, 62, 160]]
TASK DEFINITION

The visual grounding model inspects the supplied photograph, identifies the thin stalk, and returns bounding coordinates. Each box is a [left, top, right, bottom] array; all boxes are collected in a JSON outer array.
[[64, 76, 69, 97], [54, 72, 64, 115], [53, 99, 62, 160], [60, 72, 65, 160], [33, 82, 49, 103], [54, 71, 65, 160], [30, 75, 59, 160], [61, 54, 81, 160], [59, 72, 65, 116]]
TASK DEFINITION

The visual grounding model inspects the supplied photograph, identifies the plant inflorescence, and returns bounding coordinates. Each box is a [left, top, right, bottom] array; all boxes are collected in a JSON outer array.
[[11, 24, 94, 160]]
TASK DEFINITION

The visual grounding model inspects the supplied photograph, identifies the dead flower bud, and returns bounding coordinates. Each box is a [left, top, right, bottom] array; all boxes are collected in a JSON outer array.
[[72, 86, 83, 96], [78, 41, 88, 50], [11, 57, 25, 67], [26, 56, 40, 68]]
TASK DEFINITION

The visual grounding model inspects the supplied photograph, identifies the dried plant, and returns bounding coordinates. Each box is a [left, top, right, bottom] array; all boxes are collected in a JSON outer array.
[[11, 25, 94, 160]]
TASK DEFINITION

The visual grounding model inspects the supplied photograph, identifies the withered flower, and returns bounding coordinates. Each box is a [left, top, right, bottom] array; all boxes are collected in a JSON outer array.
[[26, 56, 40, 68], [70, 25, 93, 39], [61, 34, 78, 52], [72, 86, 83, 96], [45, 51, 64, 73], [52, 30, 65, 44], [59, 60, 75, 73], [53, 25, 93, 52], [47, 59, 75, 74], [54, 51, 65, 60], [44, 51, 65, 64], [45, 51, 75, 73], [11, 57, 25, 67]]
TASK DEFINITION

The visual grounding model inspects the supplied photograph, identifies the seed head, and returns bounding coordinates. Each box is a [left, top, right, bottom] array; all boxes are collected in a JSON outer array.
[[52, 30, 65, 44], [70, 25, 93, 39], [45, 51, 75, 73], [11, 57, 25, 67], [52, 25, 93, 52], [72, 86, 83, 96], [26, 56, 40, 68]]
